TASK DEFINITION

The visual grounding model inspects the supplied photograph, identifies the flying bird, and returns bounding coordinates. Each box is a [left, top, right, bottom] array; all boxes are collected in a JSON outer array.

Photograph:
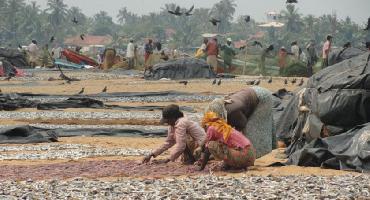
[[244, 15, 251, 23], [80, 34, 85, 40], [212, 79, 217, 85], [246, 80, 255, 85], [286, 0, 298, 3], [50, 36, 55, 43], [185, 5, 194, 16], [217, 79, 222, 86], [18, 44, 22, 49], [179, 81, 188, 86], [72, 17, 78, 24], [102, 86, 107, 93], [251, 41, 263, 48], [298, 78, 304, 86], [284, 79, 288, 85], [255, 79, 260, 85], [364, 17, 370, 31], [210, 18, 221, 26], [268, 77, 272, 84], [78, 87, 85, 95], [168, 6, 182, 16]]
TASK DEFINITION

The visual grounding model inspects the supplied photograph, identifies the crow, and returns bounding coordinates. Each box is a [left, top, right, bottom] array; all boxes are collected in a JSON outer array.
[[284, 79, 288, 85], [239, 45, 246, 50], [4, 72, 15, 81], [251, 41, 263, 48], [246, 80, 255, 85], [185, 5, 194, 16], [365, 17, 370, 31], [18, 44, 22, 49], [0, 89, 2, 93], [291, 78, 297, 84], [268, 77, 272, 83], [298, 78, 304, 86], [244, 15, 251, 23], [210, 18, 221, 26], [212, 79, 217, 85], [168, 6, 182, 16], [78, 87, 85, 95], [217, 79, 222, 86], [179, 81, 188, 86], [255, 79, 260, 85], [50, 36, 55, 43], [72, 17, 78, 24], [57, 65, 80, 83], [286, 0, 298, 3], [80, 34, 85, 40], [102, 86, 107, 93]]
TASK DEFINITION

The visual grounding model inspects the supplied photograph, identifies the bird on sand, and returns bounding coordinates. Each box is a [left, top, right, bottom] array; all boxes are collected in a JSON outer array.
[[251, 41, 263, 48], [246, 80, 255, 85], [212, 79, 217, 85], [4, 72, 15, 81], [179, 81, 188, 86], [50, 36, 55, 43], [80, 34, 85, 40], [286, 0, 298, 3], [365, 17, 370, 31], [72, 17, 78, 24], [255, 79, 260, 85], [210, 18, 221, 26], [184, 5, 194, 16], [284, 79, 288, 85], [291, 78, 297, 85], [168, 6, 182, 16], [244, 15, 251, 23], [102, 86, 107, 93], [298, 78, 304, 86], [217, 79, 222, 86], [268, 77, 272, 83], [78, 87, 85, 95], [239, 46, 246, 50]]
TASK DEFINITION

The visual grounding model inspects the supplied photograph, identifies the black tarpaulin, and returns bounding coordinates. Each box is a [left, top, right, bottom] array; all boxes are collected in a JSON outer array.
[[146, 58, 216, 80], [275, 52, 370, 171], [0, 125, 167, 144]]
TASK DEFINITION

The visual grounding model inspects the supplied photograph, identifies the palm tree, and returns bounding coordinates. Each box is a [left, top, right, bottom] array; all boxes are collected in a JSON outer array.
[[281, 4, 302, 33], [6, 0, 25, 44], [210, 0, 237, 33], [46, 0, 68, 35]]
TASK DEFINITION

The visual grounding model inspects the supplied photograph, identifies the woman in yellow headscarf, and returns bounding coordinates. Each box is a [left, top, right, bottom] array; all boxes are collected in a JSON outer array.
[[197, 112, 256, 171]]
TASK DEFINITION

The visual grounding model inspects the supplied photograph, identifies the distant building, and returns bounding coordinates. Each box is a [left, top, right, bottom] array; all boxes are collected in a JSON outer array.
[[64, 35, 113, 47]]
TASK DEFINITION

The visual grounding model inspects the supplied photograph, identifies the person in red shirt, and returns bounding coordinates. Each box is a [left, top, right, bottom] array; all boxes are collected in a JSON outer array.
[[205, 38, 219, 73], [197, 112, 256, 171]]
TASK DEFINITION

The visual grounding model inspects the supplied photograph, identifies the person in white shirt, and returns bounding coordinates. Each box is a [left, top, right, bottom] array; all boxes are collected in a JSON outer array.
[[126, 40, 135, 69], [28, 40, 39, 67], [290, 41, 300, 61]]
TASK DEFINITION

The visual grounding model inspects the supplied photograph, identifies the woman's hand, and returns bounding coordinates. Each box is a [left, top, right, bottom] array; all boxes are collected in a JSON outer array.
[[142, 154, 154, 164]]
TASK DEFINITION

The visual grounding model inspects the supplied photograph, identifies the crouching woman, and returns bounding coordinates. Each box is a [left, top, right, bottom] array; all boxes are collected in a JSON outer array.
[[198, 112, 256, 171]]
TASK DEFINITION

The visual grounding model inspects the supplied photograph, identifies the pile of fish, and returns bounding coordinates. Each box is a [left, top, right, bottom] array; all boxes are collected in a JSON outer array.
[[0, 144, 150, 160], [0, 175, 368, 199]]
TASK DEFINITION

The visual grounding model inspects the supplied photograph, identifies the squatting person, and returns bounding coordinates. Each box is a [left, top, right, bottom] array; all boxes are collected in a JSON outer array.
[[142, 104, 206, 164]]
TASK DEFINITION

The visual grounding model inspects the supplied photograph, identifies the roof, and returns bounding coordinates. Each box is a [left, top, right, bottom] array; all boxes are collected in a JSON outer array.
[[64, 35, 113, 46]]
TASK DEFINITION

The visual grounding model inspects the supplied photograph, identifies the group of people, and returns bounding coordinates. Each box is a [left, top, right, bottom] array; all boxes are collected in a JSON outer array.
[[278, 35, 334, 77], [199, 37, 236, 74], [143, 86, 275, 171]]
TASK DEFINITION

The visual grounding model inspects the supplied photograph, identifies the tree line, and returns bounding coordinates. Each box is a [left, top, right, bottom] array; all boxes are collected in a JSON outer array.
[[0, 0, 367, 50]]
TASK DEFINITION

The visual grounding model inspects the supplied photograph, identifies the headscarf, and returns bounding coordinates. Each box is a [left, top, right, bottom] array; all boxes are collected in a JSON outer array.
[[202, 112, 233, 142], [204, 98, 228, 121]]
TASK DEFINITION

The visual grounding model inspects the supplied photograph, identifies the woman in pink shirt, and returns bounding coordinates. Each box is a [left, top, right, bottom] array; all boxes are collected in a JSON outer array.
[[197, 112, 256, 171], [142, 104, 206, 164]]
